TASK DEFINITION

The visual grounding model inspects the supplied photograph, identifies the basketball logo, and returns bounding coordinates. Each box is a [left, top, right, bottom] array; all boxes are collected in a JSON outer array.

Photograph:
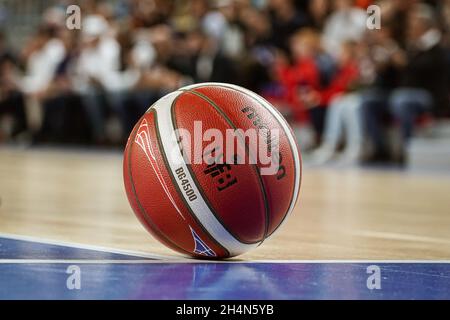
[[123, 83, 302, 258]]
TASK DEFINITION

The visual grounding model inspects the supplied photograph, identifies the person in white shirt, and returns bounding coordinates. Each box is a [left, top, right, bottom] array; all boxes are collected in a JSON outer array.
[[75, 14, 137, 143], [322, 0, 367, 59], [20, 27, 66, 133], [21, 33, 66, 95]]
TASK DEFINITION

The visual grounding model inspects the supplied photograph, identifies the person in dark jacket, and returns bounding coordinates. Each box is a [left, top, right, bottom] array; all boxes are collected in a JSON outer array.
[[363, 3, 449, 163], [0, 30, 28, 141], [390, 4, 449, 137], [173, 29, 237, 84]]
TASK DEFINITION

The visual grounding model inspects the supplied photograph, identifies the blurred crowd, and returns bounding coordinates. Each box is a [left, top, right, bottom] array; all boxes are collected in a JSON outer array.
[[0, 0, 449, 166]]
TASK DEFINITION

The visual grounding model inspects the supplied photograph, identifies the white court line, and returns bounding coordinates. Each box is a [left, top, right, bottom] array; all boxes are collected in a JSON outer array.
[[0, 259, 185, 264], [1, 233, 449, 264], [246, 260, 450, 264], [0, 259, 450, 265], [0, 232, 185, 261]]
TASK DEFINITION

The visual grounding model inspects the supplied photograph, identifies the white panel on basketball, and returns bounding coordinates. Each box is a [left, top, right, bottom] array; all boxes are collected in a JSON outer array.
[[180, 83, 302, 236], [150, 90, 259, 256]]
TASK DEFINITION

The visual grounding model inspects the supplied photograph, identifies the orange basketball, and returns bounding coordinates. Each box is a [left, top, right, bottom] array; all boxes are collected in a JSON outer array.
[[123, 83, 302, 258]]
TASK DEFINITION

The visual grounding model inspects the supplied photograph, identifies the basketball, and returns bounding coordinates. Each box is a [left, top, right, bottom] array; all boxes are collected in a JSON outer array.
[[123, 83, 302, 258], [4, 0, 450, 304]]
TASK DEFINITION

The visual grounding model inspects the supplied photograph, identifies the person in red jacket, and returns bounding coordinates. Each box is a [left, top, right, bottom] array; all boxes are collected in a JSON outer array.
[[294, 38, 360, 145], [271, 28, 323, 137], [319, 45, 360, 106], [308, 40, 366, 165]]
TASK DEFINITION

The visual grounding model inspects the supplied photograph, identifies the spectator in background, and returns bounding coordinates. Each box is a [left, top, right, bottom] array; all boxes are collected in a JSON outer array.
[[309, 41, 365, 165], [268, 0, 310, 53], [20, 26, 66, 98], [76, 15, 124, 93], [181, 0, 227, 42], [322, 0, 367, 59], [363, 3, 449, 163], [34, 28, 83, 143], [170, 0, 237, 58], [183, 29, 237, 83], [74, 14, 130, 143], [122, 24, 191, 134], [143, 24, 191, 89], [308, 0, 331, 31], [439, 0, 450, 89], [356, 15, 403, 161], [391, 4, 449, 138], [238, 6, 273, 91], [273, 29, 321, 128], [215, 0, 245, 59], [379, 0, 414, 49], [0, 30, 27, 141], [20, 24, 67, 137], [129, 0, 174, 28], [284, 29, 336, 142], [442, 0, 450, 45], [2, 0, 448, 160]]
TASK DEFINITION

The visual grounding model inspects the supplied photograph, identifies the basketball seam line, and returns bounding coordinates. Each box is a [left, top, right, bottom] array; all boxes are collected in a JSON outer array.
[[189, 84, 301, 237], [152, 108, 231, 258], [153, 91, 259, 256], [126, 116, 193, 257], [230, 87, 302, 237], [172, 90, 262, 245], [179, 88, 270, 244]]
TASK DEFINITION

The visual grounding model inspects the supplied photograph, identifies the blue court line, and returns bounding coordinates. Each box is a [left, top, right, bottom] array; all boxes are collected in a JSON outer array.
[[0, 234, 177, 260], [1, 236, 449, 300], [0, 262, 449, 300]]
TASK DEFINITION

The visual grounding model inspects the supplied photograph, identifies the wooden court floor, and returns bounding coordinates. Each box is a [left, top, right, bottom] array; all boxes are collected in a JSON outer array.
[[0, 147, 449, 260]]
